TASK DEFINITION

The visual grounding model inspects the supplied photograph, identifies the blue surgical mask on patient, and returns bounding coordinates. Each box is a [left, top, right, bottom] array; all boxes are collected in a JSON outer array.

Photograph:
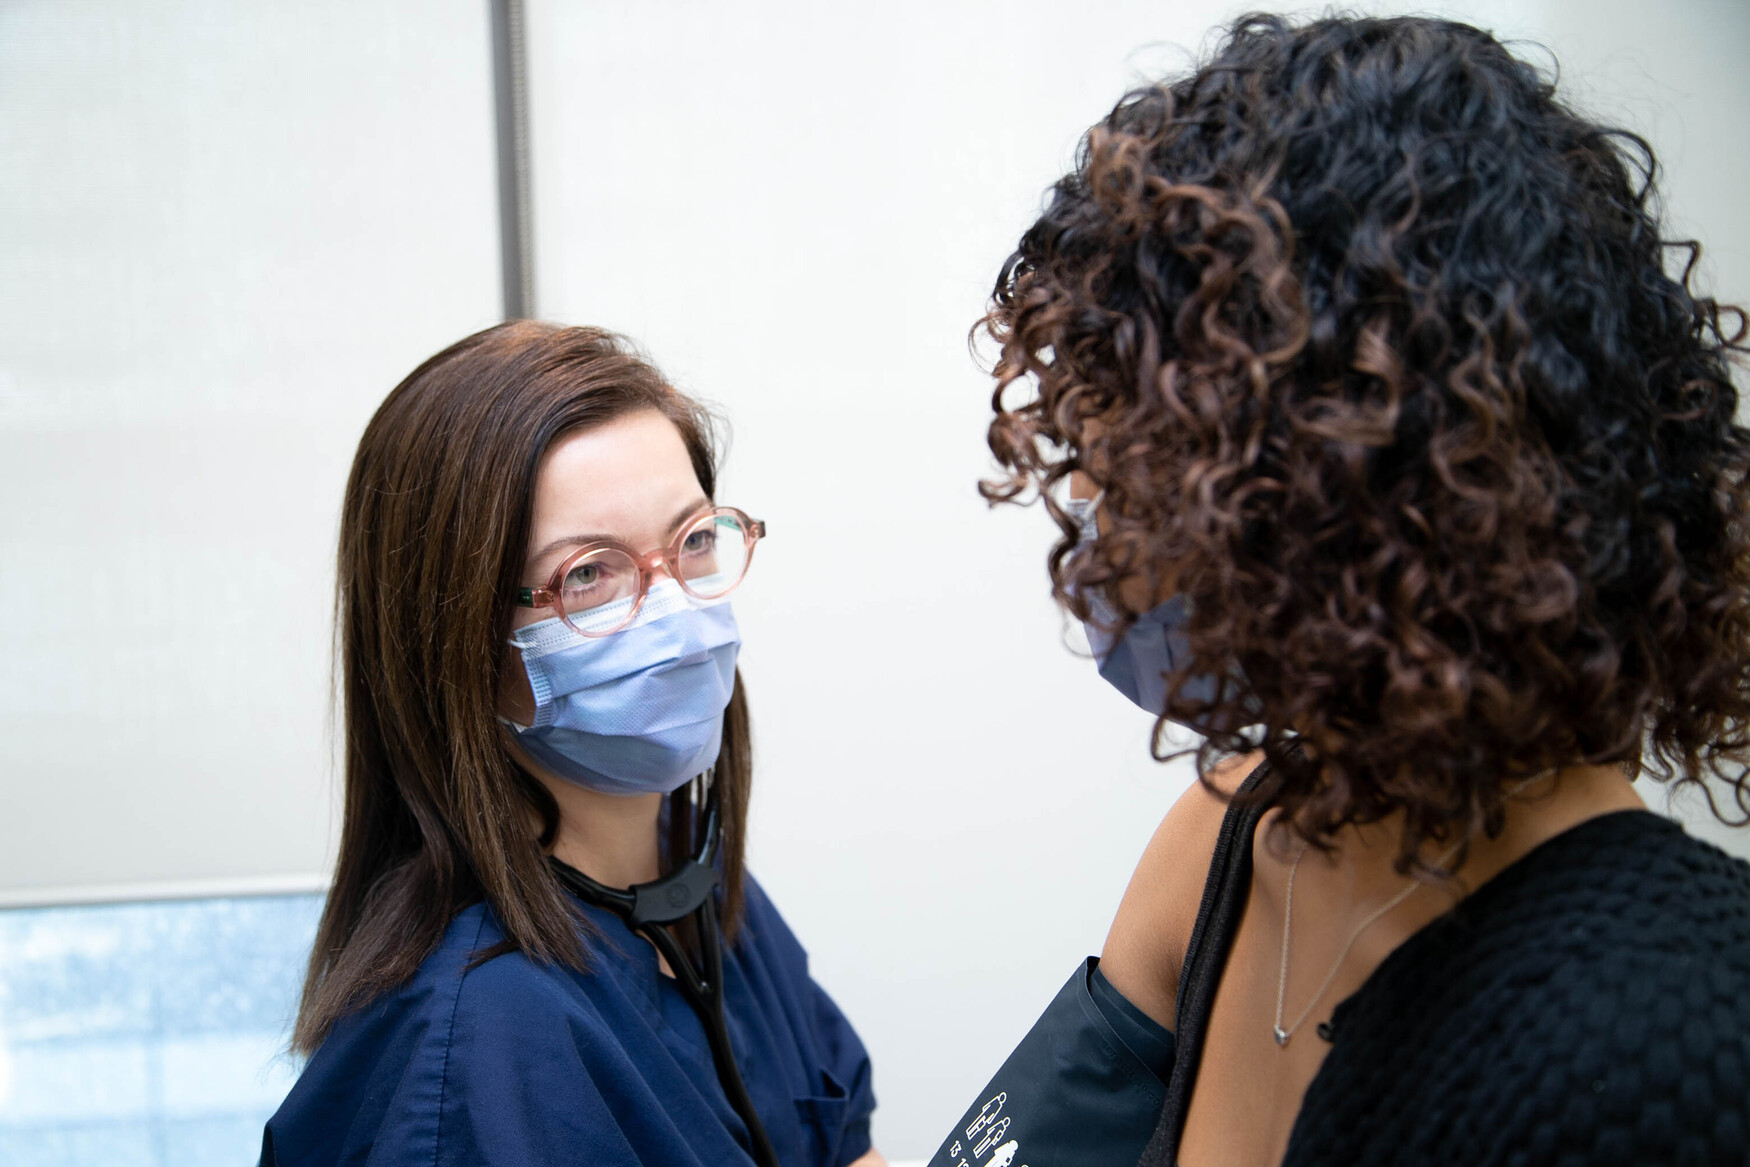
[[505, 579, 740, 796], [1063, 496, 1232, 724]]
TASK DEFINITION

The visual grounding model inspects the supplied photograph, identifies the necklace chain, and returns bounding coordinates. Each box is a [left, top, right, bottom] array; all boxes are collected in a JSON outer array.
[[1270, 772, 1552, 1048]]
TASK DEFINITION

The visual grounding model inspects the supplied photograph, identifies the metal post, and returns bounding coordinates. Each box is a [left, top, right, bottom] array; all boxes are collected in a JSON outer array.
[[490, 0, 535, 320]]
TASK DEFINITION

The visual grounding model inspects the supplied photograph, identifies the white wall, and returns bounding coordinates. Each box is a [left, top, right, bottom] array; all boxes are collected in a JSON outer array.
[[3, 0, 1747, 1160], [525, 0, 1750, 1157], [0, 0, 502, 897]]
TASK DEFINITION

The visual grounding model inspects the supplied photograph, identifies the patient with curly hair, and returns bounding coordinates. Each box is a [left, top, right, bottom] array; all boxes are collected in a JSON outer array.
[[929, 13, 1750, 1167]]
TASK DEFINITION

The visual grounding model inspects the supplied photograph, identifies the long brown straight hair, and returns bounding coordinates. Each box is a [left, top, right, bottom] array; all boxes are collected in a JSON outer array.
[[293, 321, 752, 1054]]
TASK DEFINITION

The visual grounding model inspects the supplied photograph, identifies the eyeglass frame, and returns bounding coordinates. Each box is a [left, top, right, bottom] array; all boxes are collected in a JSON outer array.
[[513, 505, 767, 637]]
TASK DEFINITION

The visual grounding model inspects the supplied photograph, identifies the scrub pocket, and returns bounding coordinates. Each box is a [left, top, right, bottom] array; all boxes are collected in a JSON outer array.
[[926, 957, 1174, 1167], [792, 1065, 853, 1167]]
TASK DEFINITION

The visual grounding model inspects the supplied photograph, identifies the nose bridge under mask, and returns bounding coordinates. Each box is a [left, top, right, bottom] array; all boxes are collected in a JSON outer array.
[[505, 581, 741, 795], [513, 591, 735, 719]]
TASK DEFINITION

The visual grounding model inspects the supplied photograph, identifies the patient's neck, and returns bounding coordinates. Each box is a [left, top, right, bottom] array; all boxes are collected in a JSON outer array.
[[1272, 762, 1646, 903]]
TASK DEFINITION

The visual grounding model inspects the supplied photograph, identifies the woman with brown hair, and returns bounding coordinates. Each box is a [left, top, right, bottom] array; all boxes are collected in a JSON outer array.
[[260, 322, 881, 1167], [933, 13, 1750, 1167]]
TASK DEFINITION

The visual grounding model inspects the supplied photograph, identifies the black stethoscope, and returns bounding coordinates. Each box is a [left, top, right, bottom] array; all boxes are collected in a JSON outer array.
[[548, 783, 781, 1167]]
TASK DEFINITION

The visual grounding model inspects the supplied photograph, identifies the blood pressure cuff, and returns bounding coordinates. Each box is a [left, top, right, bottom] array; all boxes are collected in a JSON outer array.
[[926, 957, 1175, 1167]]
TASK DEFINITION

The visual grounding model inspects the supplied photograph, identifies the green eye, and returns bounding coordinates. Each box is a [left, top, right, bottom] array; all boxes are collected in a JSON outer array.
[[564, 562, 602, 588]]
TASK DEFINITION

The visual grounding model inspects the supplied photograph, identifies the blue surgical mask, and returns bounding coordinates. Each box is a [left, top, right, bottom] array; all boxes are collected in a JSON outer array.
[[505, 580, 740, 796], [1063, 496, 1237, 726]]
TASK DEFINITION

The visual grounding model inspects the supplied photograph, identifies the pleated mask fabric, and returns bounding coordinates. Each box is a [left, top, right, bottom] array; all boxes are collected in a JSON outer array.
[[1064, 496, 1239, 729], [505, 580, 740, 796]]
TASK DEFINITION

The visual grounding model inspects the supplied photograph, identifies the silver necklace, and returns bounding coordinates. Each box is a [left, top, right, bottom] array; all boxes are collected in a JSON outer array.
[[1271, 772, 1552, 1047]]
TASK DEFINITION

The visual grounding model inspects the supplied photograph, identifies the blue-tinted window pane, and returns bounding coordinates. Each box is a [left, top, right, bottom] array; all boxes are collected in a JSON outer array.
[[0, 893, 322, 1167]]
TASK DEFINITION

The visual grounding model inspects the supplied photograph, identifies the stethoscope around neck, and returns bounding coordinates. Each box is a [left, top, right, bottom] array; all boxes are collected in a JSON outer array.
[[548, 781, 781, 1167]]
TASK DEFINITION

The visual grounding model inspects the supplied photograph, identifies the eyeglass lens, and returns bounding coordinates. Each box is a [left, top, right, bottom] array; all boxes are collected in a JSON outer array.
[[558, 511, 753, 633], [675, 511, 751, 600]]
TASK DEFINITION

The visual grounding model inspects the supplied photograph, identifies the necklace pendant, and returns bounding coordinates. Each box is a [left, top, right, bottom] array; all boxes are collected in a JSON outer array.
[[1272, 1025, 1290, 1047]]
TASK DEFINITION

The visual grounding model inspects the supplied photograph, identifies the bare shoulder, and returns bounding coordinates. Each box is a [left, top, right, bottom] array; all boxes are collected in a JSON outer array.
[[1098, 751, 1262, 1030]]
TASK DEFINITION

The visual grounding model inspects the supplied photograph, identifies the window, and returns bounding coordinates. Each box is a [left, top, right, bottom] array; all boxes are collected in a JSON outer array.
[[0, 893, 321, 1166]]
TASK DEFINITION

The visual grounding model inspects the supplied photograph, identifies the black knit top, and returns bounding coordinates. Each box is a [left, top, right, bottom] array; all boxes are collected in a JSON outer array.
[[1141, 779, 1750, 1166]]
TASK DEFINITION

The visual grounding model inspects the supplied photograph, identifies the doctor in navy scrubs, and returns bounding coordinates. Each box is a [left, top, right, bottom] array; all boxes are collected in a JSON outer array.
[[261, 322, 883, 1167]]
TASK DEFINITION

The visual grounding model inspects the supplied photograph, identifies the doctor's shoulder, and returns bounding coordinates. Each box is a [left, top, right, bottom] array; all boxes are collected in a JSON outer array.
[[1099, 750, 1263, 1029], [261, 902, 624, 1167]]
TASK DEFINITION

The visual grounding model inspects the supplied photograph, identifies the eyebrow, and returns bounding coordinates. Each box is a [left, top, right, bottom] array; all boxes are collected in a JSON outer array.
[[528, 498, 711, 567]]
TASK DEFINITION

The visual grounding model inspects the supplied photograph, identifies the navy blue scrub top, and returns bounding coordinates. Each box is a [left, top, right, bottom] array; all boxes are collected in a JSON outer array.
[[261, 875, 875, 1167]]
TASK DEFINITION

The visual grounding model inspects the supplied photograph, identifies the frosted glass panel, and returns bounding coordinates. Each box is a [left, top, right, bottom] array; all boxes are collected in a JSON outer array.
[[0, 0, 501, 897], [0, 894, 321, 1166]]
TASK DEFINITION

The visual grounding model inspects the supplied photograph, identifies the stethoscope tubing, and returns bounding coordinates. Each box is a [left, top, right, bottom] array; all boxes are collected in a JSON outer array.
[[549, 787, 781, 1167]]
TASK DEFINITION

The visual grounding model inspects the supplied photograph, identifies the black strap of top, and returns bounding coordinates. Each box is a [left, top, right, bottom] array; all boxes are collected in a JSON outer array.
[[1137, 757, 1275, 1167]]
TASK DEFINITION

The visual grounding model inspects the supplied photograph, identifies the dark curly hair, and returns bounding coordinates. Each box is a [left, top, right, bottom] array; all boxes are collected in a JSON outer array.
[[981, 12, 1750, 870]]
